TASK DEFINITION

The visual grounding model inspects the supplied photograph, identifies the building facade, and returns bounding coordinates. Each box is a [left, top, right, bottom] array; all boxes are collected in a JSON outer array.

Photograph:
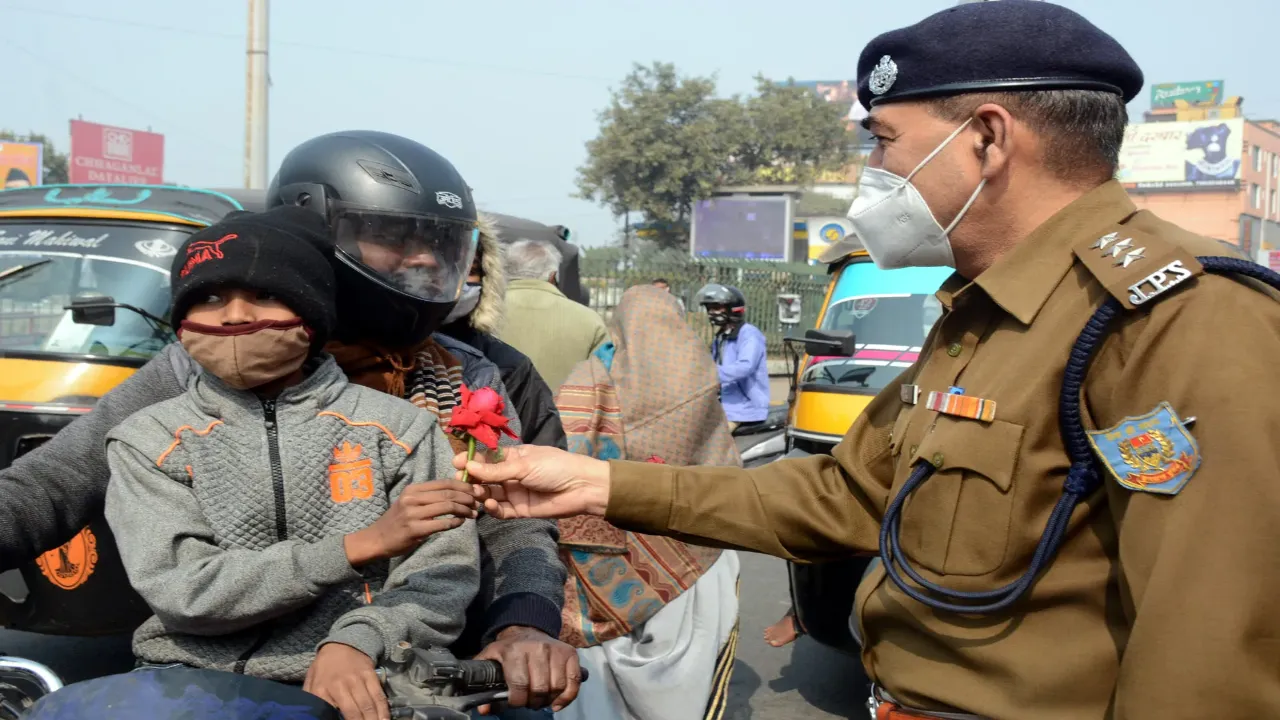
[[1126, 119, 1280, 259]]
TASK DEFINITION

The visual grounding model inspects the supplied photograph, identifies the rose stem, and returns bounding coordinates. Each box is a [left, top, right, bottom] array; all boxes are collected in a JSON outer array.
[[462, 436, 476, 484]]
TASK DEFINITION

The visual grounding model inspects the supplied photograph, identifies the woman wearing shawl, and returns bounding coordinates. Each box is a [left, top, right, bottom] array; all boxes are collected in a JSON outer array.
[[552, 285, 742, 720]]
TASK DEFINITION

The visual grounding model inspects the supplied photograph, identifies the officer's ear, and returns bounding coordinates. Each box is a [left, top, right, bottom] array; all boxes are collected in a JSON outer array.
[[971, 103, 1013, 181]]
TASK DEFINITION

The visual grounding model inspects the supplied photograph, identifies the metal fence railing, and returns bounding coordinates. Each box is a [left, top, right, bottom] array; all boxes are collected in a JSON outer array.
[[579, 257, 831, 356]]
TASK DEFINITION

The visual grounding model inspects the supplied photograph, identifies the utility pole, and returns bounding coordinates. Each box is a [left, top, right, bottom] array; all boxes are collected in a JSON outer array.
[[245, 0, 269, 189]]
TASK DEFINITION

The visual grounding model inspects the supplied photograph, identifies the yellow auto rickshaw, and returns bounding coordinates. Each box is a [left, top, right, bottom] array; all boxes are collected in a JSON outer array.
[[783, 241, 951, 653], [0, 183, 247, 636]]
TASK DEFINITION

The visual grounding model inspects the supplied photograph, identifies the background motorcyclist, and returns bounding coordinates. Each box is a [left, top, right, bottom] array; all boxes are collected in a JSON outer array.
[[696, 283, 769, 430], [0, 131, 578, 716]]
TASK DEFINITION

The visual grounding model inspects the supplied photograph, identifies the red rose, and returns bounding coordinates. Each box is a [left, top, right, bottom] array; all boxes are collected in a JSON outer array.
[[448, 384, 518, 451], [467, 386, 505, 415]]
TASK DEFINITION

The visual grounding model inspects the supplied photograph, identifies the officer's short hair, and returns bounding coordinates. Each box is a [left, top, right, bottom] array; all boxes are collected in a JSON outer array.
[[924, 89, 1128, 186]]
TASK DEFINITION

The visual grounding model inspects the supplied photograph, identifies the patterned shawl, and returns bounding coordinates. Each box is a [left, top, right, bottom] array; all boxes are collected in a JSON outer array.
[[555, 285, 741, 648]]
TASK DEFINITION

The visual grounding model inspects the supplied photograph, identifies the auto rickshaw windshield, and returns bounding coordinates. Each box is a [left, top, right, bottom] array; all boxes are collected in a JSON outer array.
[[803, 262, 949, 393], [0, 225, 179, 362]]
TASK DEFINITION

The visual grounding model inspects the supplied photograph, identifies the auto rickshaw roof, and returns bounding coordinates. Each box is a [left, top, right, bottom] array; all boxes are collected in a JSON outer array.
[[816, 234, 868, 266], [0, 184, 246, 227]]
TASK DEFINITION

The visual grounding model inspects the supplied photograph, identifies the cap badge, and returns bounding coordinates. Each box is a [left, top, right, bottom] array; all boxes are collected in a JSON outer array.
[[869, 55, 898, 96]]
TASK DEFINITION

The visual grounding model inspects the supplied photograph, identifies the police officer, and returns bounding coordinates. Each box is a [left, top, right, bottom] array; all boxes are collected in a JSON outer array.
[[455, 2, 1280, 718]]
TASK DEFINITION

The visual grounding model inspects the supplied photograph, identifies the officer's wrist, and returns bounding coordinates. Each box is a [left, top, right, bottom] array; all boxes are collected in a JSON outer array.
[[579, 457, 611, 517]]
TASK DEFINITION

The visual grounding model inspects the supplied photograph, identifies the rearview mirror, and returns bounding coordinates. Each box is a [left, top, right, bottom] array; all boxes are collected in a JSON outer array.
[[802, 329, 856, 357], [67, 294, 116, 327]]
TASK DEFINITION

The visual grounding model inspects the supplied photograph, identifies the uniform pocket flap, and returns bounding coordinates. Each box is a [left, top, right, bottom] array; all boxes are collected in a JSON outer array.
[[912, 417, 1024, 492]]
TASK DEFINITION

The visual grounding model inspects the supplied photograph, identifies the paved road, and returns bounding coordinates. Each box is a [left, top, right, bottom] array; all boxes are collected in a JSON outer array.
[[725, 552, 869, 720]]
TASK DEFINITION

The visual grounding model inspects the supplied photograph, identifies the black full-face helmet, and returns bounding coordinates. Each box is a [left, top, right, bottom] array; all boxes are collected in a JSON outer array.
[[267, 130, 479, 348], [695, 283, 747, 329]]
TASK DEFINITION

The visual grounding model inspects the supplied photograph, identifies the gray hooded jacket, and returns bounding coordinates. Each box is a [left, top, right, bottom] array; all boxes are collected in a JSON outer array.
[[0, 341, 564, 645], [104, 356, 479, 681]]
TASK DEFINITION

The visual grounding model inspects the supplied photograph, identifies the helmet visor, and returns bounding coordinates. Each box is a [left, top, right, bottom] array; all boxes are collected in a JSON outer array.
[[332, 208, 479, 303]]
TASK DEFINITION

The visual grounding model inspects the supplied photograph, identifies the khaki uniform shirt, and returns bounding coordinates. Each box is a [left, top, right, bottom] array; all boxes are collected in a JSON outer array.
[[606, 181, 1280, 719]]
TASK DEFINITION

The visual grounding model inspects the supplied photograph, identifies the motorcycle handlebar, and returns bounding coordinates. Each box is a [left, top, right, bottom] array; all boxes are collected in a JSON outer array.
[[455, 659, 504, 688], [450, 659, 589, 688]]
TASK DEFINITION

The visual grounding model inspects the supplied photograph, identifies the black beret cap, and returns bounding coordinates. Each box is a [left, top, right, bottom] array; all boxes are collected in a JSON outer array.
[[857, 0, 1143, 110], [170, 205, 337, 350]]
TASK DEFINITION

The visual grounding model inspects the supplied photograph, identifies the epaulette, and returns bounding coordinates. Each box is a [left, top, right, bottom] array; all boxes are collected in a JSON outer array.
[[1072, 225, 1204, 310]]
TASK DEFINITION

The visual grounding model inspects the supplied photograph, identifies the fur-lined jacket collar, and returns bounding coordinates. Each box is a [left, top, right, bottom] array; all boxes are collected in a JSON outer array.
[[469, 212, 506, 335]]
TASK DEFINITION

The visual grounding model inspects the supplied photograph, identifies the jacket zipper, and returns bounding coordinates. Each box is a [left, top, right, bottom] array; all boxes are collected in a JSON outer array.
[[235, 398, 287, 674], [263, 398, 288, 542]]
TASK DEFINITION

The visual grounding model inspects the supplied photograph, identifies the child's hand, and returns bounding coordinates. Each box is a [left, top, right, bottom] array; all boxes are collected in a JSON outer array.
[[344, 480, 478, 566], [304, 643, 388, 720]]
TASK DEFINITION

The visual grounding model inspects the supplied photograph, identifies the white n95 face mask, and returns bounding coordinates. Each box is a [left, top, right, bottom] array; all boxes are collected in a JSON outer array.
[[847, 118, 986, 270], [444, 282, 482, 324]]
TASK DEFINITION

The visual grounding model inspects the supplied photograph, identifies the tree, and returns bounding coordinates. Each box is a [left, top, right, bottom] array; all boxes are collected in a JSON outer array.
[[576, 62, 740, 249], [577, 66, 853, 250], [728, 76, 852, 185], [0, 131, 69, 184]]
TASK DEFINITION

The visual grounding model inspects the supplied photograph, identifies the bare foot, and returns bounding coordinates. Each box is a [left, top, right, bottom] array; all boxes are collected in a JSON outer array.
[[763, 612, 801, 648]]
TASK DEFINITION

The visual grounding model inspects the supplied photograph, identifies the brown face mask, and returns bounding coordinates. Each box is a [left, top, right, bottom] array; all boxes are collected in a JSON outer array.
[[179, 320, 313, 390]]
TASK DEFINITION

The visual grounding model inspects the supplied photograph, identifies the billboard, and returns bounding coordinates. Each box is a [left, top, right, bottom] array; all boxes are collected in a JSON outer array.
[[0, 142, 42, 188], [1117, 118, 1243, 192], [69, 120, 164, 185], [691, 196, 791, 260], [1150, 80, 1225, 109]]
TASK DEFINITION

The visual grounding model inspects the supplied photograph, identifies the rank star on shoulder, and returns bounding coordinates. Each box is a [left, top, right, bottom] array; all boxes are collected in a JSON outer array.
[[1107, 238, 1133, 258], [1114, 247, 1146, 268], [1092, 232, 1119, 251]]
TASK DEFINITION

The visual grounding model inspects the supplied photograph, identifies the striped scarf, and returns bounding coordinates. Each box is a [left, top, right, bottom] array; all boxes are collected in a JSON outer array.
[[329, 338, 466, 448]]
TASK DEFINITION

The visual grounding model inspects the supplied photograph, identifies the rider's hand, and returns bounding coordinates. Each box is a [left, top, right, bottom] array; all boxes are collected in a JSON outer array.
[[345, 480, 478, 566], [474, 626, 582, 714], [304, 643, 389, 720], [455, 445, 611, 520]]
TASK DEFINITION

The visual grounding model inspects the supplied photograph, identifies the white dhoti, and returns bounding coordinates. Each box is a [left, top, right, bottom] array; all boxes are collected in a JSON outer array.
[[555, 551, 741, 720]]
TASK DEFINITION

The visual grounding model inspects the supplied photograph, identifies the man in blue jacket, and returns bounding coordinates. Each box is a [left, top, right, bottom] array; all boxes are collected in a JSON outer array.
[[697, 284, 769, 429]]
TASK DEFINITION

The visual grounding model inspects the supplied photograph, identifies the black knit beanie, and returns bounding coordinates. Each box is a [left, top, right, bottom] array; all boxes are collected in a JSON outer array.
[[170, 205, 337, 349]]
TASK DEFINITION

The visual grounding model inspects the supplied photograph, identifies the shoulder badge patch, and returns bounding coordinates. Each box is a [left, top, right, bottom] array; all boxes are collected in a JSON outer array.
[[1086, 402, 1200, 495], [1072, 225, 1203, 310]]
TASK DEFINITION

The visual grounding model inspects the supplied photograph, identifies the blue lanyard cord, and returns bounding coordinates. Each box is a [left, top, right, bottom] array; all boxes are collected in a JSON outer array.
[[877, 255, 1280, 616]]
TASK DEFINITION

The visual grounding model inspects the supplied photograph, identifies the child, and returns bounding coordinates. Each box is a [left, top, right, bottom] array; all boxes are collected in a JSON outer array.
[[103, 206, 480, 709]]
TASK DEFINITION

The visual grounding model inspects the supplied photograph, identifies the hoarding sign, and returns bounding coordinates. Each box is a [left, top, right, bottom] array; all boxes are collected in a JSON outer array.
[[1117, 118, 1243, 192], [69, 120, 164, 185], [691, 196, 791, 260], [1150, 80, 1224, 109], [0, 142, 42, 188], [1268, 250, 1280, 273]]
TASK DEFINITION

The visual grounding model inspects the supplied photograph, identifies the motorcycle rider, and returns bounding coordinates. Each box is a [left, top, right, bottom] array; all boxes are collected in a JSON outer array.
[[696, 284, 769, 431], [0, 131, 578, 718]]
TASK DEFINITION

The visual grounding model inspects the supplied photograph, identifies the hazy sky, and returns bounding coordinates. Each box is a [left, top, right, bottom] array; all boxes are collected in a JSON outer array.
[[5, 0, 1276, 246]]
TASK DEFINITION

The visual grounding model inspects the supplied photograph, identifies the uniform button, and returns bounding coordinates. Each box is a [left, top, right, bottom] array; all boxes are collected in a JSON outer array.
[[947, 342, 963, 357], [909, 444, 918, 457], [931, 452, 945, 467]]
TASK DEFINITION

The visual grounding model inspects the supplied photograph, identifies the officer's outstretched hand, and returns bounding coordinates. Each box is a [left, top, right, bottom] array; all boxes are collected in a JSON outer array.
[[455, 445, 610, 520]]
